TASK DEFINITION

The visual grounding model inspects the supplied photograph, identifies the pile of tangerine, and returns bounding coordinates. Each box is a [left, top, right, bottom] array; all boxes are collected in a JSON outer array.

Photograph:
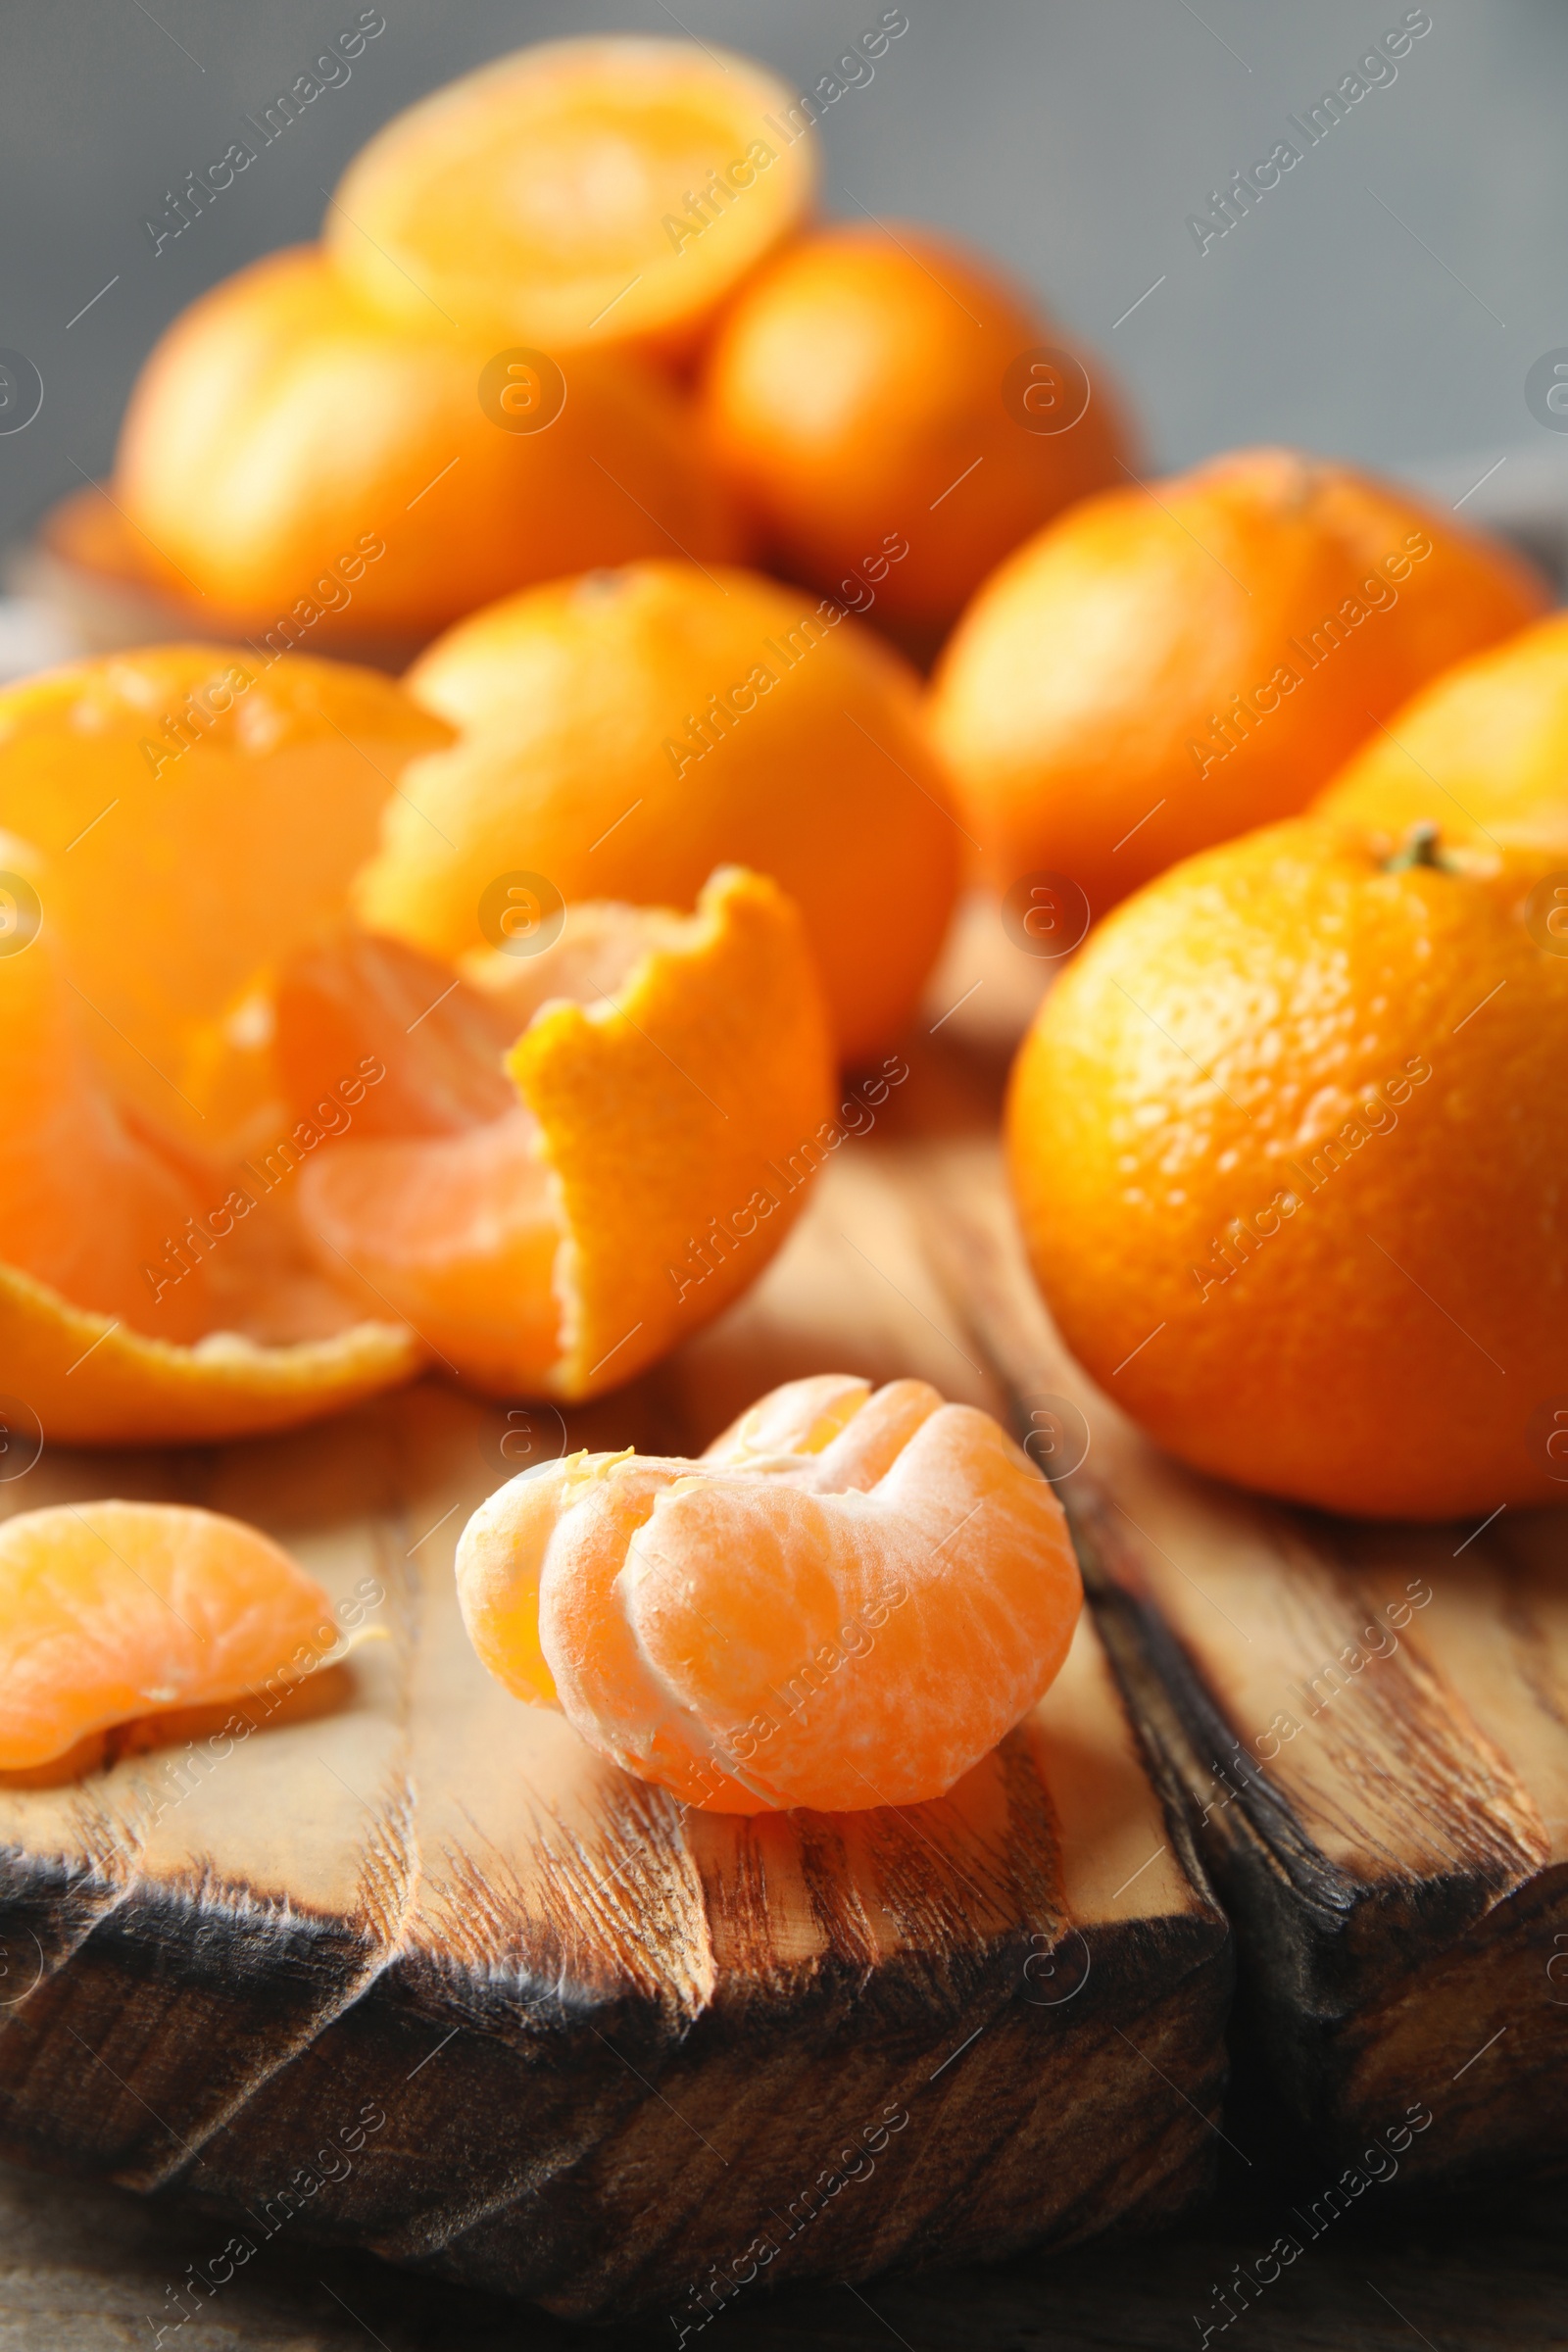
[[4, 31, 1563, 1812]]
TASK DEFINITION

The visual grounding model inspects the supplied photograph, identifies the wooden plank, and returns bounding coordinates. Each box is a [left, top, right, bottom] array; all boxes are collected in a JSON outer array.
[[922, 1126, 1568, 2188], [0, 1069, 1229, 2323]]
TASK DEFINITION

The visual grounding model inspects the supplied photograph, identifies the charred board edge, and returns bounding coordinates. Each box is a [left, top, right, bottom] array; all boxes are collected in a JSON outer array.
[[163, 1906, 1231, 2319]]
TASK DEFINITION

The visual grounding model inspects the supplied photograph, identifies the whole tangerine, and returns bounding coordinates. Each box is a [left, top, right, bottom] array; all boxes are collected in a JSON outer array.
[[1007, 815, 1568, 1520], [1315, 607, 1568, 854], [106, 248, 742, 639], [931, 446, 1545, 921], [699, 222, 1130, 643], [356, 561, 961, 1063]]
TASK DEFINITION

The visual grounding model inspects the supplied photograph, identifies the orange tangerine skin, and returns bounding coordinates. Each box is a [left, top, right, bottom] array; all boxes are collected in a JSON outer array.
[[0, 644, 450, 1153], [295, 869, 835, 1401], [1007, 817, 1568, 1520], [113, 248, 744, 637], [0, 1500, 338, 1771], [361, 562, 960, 1064], [0, 833, 211, 1345], [326, 37, 818, 363], [456, 1374, 1082, 1813], [930, 446, 1546, 920], [0, 1265, 420, 1449], [1314, 608, 1568, 854], [700, 223, 1131, 635]]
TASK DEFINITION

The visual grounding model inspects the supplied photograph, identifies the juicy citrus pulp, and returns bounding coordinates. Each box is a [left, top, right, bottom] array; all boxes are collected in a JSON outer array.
[[456, 1374, 1082, 1811], [0, 1500, 341, 1771], [326, 38, 817, 357]]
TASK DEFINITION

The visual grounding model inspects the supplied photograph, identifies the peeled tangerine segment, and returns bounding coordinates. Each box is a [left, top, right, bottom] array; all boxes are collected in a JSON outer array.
[[274, 929, 516, 1138], [456, 1376, 1083, 1813], [0, 646, 450, 1152], [326, 37, 817, 357], [293, 867, 835, 1400], [0, 1501, 339, 1771]]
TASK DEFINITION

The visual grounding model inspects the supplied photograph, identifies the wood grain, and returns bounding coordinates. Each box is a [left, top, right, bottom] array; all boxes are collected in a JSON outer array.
[[914, 1120, 1568, 2191], [0, 1046, 1229, 2323]]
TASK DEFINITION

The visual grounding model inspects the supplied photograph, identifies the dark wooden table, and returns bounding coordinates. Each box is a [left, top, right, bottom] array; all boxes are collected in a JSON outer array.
[[4, 2132, 1566, 2350]]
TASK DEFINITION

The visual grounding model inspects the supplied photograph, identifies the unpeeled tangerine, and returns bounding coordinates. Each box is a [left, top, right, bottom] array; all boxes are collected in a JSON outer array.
[[455, 1374, 1082, 1812]]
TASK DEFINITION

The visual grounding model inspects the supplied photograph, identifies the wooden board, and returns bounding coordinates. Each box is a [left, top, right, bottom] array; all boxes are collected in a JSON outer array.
[[5, 2139, 1568, 2352], [920, 1122, 1568, 2190], [0, 1040, 1230, 2325]]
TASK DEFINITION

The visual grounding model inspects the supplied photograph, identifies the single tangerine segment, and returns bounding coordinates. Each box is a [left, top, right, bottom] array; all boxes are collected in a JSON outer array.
[[106, 247, 743, 638], [326, 38, 816, 359], [1313, 608, 1568, 853], [0, 1500, 343, 1771], [357, 561, 959, 1063], [0, 645, 450, 1152], [699, 222, 1131, 637], [456, 1375, 1082, 1813], [294, 867, 835, 1399], [0, 832, 213, 1345]]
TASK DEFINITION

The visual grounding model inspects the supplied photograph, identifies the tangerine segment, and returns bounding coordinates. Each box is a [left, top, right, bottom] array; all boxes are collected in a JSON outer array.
[[112, 248, 743, 637], [359, 561, 959, 1063], [274, 930, 516, 1138], [297, 1107, 562, 1394], [0, 1261, 421, 1447], [0, 836, 210, 1345], [0, 1500, 340, 1770], [326, 38, 816, 358], [0, 645, 450, 1150], [455, 1376, 1082, 1813], [1313, 608, 1568, 853], [295, 868, 835, 1399]]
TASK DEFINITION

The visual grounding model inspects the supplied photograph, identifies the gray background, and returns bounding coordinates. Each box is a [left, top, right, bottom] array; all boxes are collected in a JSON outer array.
[[2, 0, 1567, 546]]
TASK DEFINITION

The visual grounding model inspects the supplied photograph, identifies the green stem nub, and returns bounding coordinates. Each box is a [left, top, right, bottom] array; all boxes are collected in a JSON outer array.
[[1383, 821, 1445, 872]]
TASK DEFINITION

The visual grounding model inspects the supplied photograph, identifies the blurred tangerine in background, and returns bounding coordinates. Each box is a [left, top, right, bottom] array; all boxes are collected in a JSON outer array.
[[700, 222, 1130, 653], [931, 446, 1547, 921], [1314, 607, 1568, 855]]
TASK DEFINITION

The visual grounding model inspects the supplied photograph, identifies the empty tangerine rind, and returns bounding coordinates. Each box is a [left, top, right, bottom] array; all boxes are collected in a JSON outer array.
[[0, 1499, 346, 1771], [0, 1259, 422, 1447], [455, 1375, 1083, 1813]]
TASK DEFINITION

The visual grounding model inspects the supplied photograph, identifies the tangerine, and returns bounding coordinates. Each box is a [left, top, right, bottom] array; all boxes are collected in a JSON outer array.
[[700, 222, 1129, 640], [1314, 607, 1568, 854], [456, 1373, 1081, 1810], [327, 37, 816, 361], [358, 561, 960, 1063], [293, 868, 837, 1399], [103, 247, 741, 641], [931, 446, 1546, 920], [1007, 815, 1568, 1519]]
